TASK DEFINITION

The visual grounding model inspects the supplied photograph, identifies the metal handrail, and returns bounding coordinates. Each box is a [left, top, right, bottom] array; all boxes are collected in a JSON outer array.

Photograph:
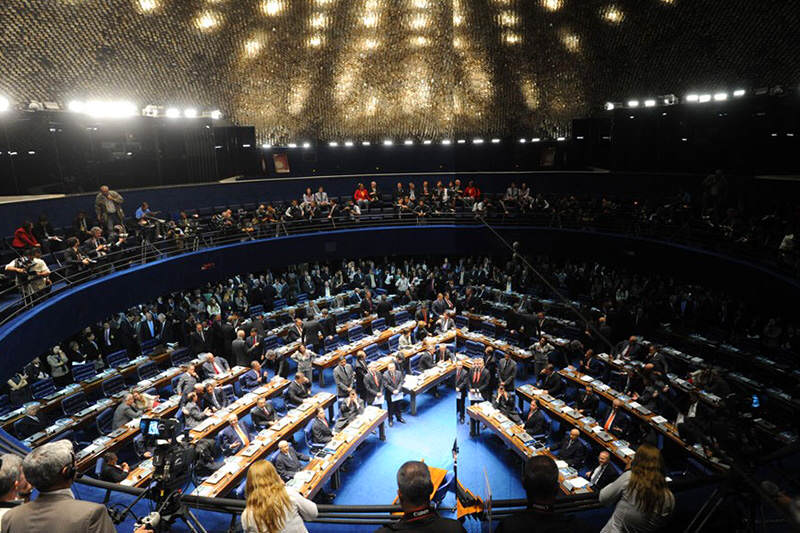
[[1, 210, 797, 327]]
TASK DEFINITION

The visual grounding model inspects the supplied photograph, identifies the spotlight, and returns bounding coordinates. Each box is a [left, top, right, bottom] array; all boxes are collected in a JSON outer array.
[[302, 142, 311, 148], [362, 141, 371, 146], [557, 136, 566, 141], [262, 143, 271, 148], [422, 140, 432, 145], [329, 141, 338, 147], [685, 94, 699, 103], [68, 100, 84, 113], [242, 144, 251, 148], [663, 94, 677, 105], [627, 100, 639, 108], [166, 107, 181, 118], [441, 139, 451, 145], [288, 142, 298, 148], [184, 108, 198, 118], [519, 138, 527, 143], [472, 138, 484, 144], [457, 139, 466, 144], [644, 99, 656, 107], [531, 138, 541, 142], [344, 141, 354, 146], [733, 89, 746, 97], [605, 102, 615, 110], [713, 92, 728, 101], [698, 94, 712, 103], [491, 138, 500, 143], [404, 139, 413, 145], [210, 109, 223, 120], [383, 139, 393, 146]]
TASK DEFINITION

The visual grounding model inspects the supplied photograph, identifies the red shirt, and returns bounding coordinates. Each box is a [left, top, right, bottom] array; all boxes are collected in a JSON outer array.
[[465, 186, 481, 199], [354, 188, 369, 201], [12, 227, 38, 249]]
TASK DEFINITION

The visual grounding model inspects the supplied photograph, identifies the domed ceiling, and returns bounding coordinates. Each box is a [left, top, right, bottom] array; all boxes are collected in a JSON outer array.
[[1, 0, 798, 143]]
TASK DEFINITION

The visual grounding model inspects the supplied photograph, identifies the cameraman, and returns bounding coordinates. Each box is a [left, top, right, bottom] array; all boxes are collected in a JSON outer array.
[[5, 247, 50, 303]]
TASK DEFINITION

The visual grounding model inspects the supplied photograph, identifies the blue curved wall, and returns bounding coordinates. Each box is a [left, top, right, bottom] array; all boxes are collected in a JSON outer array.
[[1, 224, 798, 382]]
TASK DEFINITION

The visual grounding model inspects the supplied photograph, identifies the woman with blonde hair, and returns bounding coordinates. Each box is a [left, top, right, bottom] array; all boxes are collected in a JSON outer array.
[[241, 461, 318, 533], [599, 443, 675, 532]]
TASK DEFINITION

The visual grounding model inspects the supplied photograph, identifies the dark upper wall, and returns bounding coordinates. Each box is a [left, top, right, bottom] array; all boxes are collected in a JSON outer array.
[[1, 223, 798, 382]]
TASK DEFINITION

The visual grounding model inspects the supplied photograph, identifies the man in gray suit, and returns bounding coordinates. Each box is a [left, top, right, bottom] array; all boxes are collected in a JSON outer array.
[[333, 356, 355, 398], [2, 439, 116, 533], [112, 394, 142, 429], [232, 330, 249, 367], [175, 363, 200, 398], [201, 353, 230, 378]]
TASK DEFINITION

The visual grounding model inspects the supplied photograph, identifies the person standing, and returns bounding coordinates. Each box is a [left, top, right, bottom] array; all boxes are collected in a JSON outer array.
[[94, 185, 125, 235]]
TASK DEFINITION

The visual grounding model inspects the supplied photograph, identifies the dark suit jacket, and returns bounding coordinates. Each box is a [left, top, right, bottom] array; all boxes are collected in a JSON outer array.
[[364, 370, 383, 401], [382, 369, 404, 394], [557, 435, 586, 468], [232, 339, 249, 367], [576, 392, 599, 415], [524, 409, 548, 436], [339, 398, 364, 423], [15, 415, 46, 438], [219, 422, 252, 455], [274, 448, 309, 481], [1, 491, 116, 533], [285, 325, 303, 343], [287, 380, 309, 405], [311, 418, 333, 444], [454, 368, 469, 397], [469, 368, 491, 399], [376, 301, 392, 322], [240, 369, 262, 391], [189, 331, 209, 356], [418, 351, 435, 371], [602, 408, 632, 437], [587, 462, 618, 490], [100, 463, 129, 483], [333, 364, 355, 396], [541, 373, 564, 397], [497, 358, 517, 387], [303, 320, 323, 346], [201, 358, 230, 379], [250, 402, 277, 428]]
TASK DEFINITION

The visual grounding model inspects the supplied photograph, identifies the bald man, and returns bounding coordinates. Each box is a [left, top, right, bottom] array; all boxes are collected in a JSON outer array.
[[556, 428, 586, 469]]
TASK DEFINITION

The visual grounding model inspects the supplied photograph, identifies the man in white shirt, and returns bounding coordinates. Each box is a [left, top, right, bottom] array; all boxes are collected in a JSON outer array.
[[585, 451, 617, 490]]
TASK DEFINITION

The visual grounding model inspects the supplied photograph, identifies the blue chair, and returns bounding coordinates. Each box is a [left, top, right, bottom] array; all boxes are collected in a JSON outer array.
[[72, 363, 97, 383], [348, 325, 365, 342], [0, 394, 10, 416], [455, 315, 468, 330], [94, 456, 106, 479], [334, 311, 349, 324], [220, 384, 237, 405], [267, 449, 280, 464], [96, 407, 114, 435], [101, 375, 126, 397], [262, 335, 280, 351], [274, 298, 287, 310], [304, 421, 326, 454], [283, 389, 299, 409], [432, 471, 456, 509], [106, 349, 129, 368], [137, 361, 159, 381], [375, 288, 387, 296], [296, 293, 308, 304], [394, 310, 410, 324], [141, 339, 158, 353], [364, 343, 379, 361], [232, 478, 247, 499], [62, 392, 89, 416], [133, 434, 146, 458], [12, 418, 29, 439], [214, 431, 225, 455], [169, 348, 191, 367], [480, 321, 496, 337], [324, 335, 341, 352], [169, 374, 183, 396], [31, 378, 56, 400], [250, 304, 264, 315], [385, 334, 400, 353], [371, 318, 386, 332], [465, 340, 484, 358]]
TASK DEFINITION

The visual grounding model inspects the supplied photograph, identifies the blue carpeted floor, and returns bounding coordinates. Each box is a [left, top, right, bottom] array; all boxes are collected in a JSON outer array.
[[79, 361, 719, 532]]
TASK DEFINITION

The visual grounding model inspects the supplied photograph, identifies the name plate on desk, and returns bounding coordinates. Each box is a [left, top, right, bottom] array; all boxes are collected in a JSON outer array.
[[108, 427, 129, 438]]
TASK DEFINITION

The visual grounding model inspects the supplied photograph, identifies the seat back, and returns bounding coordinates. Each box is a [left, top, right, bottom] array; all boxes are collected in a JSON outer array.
[[324, 334, 340, 352], [334, 311, 349, 324], [170, 348, 191, 367], [220, 384, 236, 405], [62, 391, 88, 416], [141, 338, 158, 353], [267, 449, 280, 464], [480, 321, 496, 337], [364, 343, 379, 361], [386, 334, 400, 352], [262, 335, 279, 351], [93, 456, 106, 478], [31, 378, 56, 400], [96, 407, 114, 435], [304, 421, 315, 447], [72, 363, 97, 383], [296, 293, 308, 304], [465, 340, 484, 357], [0, 394, 10, 416], [106, 349, 129, 368], [394, 310, 410, 325], [137, 361, 159, 381], [101, 375, 126, 397], [348, 325, 364, 342], [214, 431, 225, 454], [455, 315, 469, 330], [371, 318, 386, 332], [274, 298, 287, 310]]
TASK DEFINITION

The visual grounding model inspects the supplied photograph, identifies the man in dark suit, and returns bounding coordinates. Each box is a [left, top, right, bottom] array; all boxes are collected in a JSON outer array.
[[99, 452, 130, 483], [335, 388, 364, 431], [310, 408, 333, 446], [220, 318, 236, 366], [418, 345, 436, 372], [189, 323, 209, 356], [138, 312, 158, 342], [250, 396, 278, 429], [469, 357, 491, 401], [584, 451, 618, 490], [497, 351, 518, 390], [602, 399, 631, 438], [430, 293, 446, 319], [232, 330, 249, 367], [285, 318, 304, 343], [539, 364, 564, 397], [383, 361, 405, 426], [483, 346, 498, 390], [644, 345, 668, 377], [533, 312, 550, 338], [286, 373, 311, 406], [246, 328, 264, 361], [202, 381, 228, 411], [14, 404, 47, 438], [274, 440, 309, 482], [360, 289, 375, 316], [577, 349, 602, 376], [219, 414, 252, 456], [524, 399, 549, 436], [376, 295, 393, 324], [320, 308, 336, 339], [201, 353, 230, 379], [556, 428, 586, 469], [240, 361, 264, 392], [2, 440, 116, 533], [364, 362, 383, 406], [616, 335, 642, 360], [575, 386, 599, 417], [493, 384, 522, 424], [333, 356, 355, 398], [303, 318, 324, 353], [99, 322, 117, 355], [454, 361, 469, 424]]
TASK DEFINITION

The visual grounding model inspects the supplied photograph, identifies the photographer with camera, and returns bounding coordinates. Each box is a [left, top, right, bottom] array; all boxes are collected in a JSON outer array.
[[4, 247, 50, 303]]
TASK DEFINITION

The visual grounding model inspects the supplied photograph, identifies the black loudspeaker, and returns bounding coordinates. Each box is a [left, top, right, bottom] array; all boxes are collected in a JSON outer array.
[[213, 126, 257, 179]]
